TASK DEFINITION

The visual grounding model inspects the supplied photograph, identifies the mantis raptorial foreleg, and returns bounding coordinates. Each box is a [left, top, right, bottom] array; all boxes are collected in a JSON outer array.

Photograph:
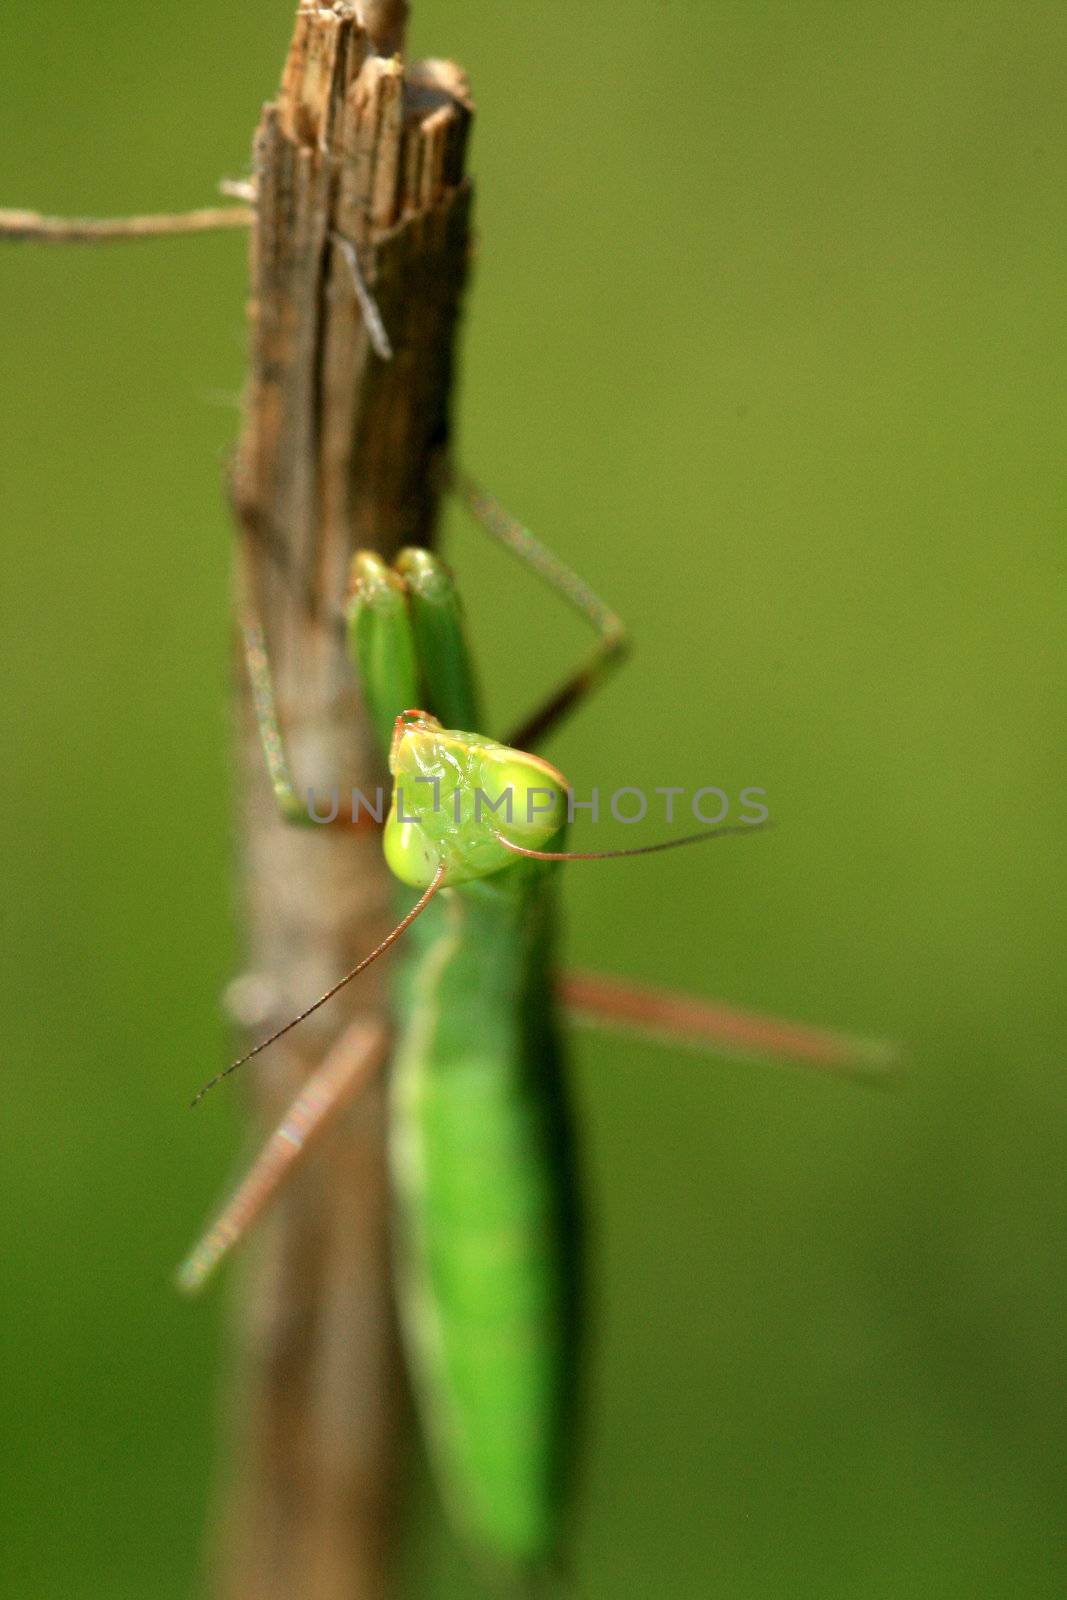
[[348, 547, 482, 748]]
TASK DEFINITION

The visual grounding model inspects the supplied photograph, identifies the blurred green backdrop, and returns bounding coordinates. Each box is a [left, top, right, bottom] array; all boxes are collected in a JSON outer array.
[[1, 3, 1064, 1596]]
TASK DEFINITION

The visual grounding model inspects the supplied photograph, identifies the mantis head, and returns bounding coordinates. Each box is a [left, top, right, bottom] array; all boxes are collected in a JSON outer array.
[[384, 711, 570, 887]]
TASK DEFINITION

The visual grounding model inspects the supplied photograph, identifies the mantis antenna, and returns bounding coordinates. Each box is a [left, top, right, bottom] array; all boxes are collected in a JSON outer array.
[[495, 820, 771, 863], [189, 861, 446, 1106]]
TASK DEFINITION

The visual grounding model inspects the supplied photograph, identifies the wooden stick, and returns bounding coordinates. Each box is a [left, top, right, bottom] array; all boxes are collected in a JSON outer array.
[[0, 205, 253, 241], [216, 7, 472, 1599]]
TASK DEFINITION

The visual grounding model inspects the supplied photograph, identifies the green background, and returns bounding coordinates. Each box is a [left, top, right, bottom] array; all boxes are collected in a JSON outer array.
[[1, 3, 1063, 1596]]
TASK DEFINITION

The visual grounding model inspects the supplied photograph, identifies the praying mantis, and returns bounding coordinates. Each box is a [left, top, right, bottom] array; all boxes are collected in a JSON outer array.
[[172, 472, 894, 1575]]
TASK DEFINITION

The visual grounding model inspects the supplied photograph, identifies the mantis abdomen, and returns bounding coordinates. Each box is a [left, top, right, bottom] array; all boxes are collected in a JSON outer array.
[[389, 875, 578, 1567]]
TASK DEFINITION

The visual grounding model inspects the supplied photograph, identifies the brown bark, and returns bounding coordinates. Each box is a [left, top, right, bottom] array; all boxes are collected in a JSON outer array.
[[219, 6, 472, 1598]]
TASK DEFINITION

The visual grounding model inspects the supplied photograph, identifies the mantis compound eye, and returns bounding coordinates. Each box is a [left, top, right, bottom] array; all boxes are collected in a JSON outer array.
[[383, 811, 443, 888]]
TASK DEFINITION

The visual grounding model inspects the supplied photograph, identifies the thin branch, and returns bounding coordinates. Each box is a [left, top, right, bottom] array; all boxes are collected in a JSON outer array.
[[0, 205, 253, 243]]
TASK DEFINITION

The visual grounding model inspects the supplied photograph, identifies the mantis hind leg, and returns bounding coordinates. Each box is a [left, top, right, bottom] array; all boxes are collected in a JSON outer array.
[[560, 972, 899, 1082]]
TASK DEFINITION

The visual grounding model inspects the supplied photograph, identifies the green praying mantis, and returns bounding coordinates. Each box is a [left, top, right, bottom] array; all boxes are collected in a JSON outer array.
[[170, 471, 894, 1575], [0, 156, 894, 1584]]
